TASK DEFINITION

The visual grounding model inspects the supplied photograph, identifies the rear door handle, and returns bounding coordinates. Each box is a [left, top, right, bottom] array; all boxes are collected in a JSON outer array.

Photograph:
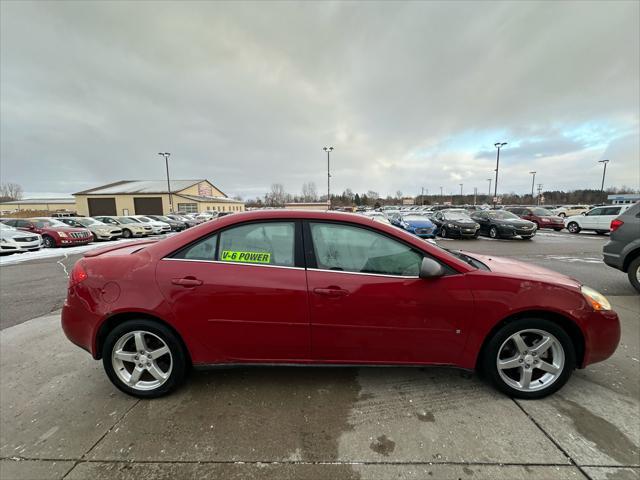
[[171, 277, 203, 287], [313, 287, 349, 297]]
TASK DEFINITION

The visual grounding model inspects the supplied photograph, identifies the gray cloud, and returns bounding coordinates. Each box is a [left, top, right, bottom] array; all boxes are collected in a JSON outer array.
[[1, 0, 638, 199]]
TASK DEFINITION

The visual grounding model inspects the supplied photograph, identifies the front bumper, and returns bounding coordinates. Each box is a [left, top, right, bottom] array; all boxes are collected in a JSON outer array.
[[58, 237, 92, 246], [0, 239, 41, 252], [497, 225, 536, 237], [582, 309, 620, 367]]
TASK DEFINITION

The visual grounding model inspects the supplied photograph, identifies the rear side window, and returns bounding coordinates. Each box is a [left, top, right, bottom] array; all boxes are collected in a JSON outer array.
[[174, 235, 218, 261], [602, 207, 621, 216], [309, 222, 422, 276], [218, 222, 295, 267]]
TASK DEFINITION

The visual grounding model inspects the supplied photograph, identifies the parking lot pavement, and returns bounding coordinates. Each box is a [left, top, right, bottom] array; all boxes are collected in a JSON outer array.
[[1, 295, 638, 480]]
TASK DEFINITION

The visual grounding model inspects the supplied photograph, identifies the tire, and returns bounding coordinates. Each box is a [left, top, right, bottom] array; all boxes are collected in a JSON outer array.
[[489, 226, 499, 239], [628, 256, 640, 293], [92, 233, 98, 242], [440, 227, 448, 238], [122, 228, 132, 239], [481, 318, 576, 399], [558, 213, 566, 218], [102, 319, 188, 398], [567, 222, 581, 234], [42, 235, 56, 248]]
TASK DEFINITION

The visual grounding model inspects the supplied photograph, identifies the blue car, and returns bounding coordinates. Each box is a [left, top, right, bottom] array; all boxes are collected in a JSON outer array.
[[390, 213, 437, 238]]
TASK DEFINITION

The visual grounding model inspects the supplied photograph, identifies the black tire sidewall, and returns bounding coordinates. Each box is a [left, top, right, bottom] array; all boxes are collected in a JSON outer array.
[[43, 235, 55, 248], [568, 222, 580, 233], [102, 319, 188, 398], [122, 229, 132, 238], [628, 257, 640, 293], [481, 318, 576, 399], [441, 227, 447, 238], [489, 226, 498, 238]]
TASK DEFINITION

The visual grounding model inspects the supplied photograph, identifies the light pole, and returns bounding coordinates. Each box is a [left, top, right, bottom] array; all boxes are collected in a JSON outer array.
[[529, 171, 536, 203], [158, 152, 173, 213], [473, 187, 477, 206], [537, 184, 543, 205], [323, 146, 334, 210], [487, 178, 492, 201], [493, 142, 507, 206], [598, 159, 609, 204], [440, 186, 443, 200], [459, 183, 463, 203]]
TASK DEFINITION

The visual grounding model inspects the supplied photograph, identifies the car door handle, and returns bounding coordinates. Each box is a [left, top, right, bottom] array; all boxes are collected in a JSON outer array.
[[313, 287, 349, 297], [171, 277, 203, 287]]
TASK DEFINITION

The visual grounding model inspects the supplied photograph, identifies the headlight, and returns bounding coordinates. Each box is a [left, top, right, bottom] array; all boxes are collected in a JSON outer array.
[[581, 286, 611, 311], [498, 223, 512, 228], [58, 232, 68, 238], [97, 229, 110, 234], [475, 223, 480, 228], [447, 223, 455, 228]]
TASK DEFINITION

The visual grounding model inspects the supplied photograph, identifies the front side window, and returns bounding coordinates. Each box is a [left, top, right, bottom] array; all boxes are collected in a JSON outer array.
[[310, 223, 422, 276], [219, 222, 295, 267], [587, 208, 604, 216], [174, 235, 218, 261]]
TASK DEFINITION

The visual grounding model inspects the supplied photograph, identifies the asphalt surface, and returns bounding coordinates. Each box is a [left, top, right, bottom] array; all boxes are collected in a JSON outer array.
[[0, 229, 638, 479]]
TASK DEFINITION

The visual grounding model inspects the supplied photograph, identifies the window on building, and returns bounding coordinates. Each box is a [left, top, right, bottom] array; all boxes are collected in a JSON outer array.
[[177, 203, 197, 214]]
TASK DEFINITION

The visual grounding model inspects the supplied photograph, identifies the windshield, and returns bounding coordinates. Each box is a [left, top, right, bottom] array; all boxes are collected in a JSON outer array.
[[135, 217, 151, 222], [0, 223, 15, 231], [74, 218, 103, 226], [443, 212, 471, 220], [32, 218, 67, 227], [402, 214, 429, 221], [154, 216, 171, 221], [485, 211, 519, 220], [531, 208, 553, 216], [117, 217, 137, 224]]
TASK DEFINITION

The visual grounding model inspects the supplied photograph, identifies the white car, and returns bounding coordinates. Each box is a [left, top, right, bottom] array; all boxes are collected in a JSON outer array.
[[565, 204, 633, 234], [127, 216, 171, 234], [552, 205, 590, 218], [0, 223, 42, 253], [360, 211, 391, 224]]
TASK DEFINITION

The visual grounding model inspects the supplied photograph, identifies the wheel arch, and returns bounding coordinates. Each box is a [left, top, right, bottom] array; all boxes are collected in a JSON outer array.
[[94, 311, 192, 366], [475, 309, 585, 371], [622, 246, 640, 273]]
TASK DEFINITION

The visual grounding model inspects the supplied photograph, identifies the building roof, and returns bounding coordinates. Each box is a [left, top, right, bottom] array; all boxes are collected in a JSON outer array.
[[177, 194, 243, 204], [74, 180, 210, 196], [0, 197, 76, 205], [607, 194, 640, 200]]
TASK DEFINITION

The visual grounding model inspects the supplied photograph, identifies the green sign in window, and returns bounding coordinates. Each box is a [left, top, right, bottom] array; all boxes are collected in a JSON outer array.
[[221, 250, 271, 264]]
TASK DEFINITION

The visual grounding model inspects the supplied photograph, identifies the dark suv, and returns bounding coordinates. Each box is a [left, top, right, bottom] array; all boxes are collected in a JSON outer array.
[[603, 203, 640, 292]]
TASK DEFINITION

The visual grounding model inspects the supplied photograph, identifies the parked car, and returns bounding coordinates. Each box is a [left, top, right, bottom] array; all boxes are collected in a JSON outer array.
[[565, 204, 633, 235], [93, 216, 152, 238], [360, 211, 391, 225], [60, 217, 123, 241], [196, 212, 218, 222], [431, 209, 480, 238], [602, 203, 640, 292], [3, 217, 92, 248], [471, 210, 537, 239], [552, 205, 590, 218], [167, 214, 198, 228], [128, 216, 171, 234], [506, 207, 564, 231], [0, 223, 42, 254], [389, 213, 437, 238], [62, 210, 620, 399], [145, 215, 187, 232]]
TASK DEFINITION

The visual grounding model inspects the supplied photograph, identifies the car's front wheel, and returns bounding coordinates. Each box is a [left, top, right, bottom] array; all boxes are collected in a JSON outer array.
[[440, 227, 448, 238], [628, 256, 640, 293], [42, 235, 56, 248], [489, 226, 499, 239], [122, 229, 132, 238], [567, 222, 581, 234], [481, 318, 575, 399], [102, 319, 188, 398]]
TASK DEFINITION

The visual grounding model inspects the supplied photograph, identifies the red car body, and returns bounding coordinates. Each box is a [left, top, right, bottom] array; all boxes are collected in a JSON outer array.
[[506, 207, 565, 231], [7, 218, 92, 247], [62, 210, 619, 374]]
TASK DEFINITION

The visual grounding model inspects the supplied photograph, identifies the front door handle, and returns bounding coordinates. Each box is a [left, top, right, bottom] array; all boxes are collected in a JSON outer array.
[[171, 277, 203, 287], [313, 287, 349, 297]]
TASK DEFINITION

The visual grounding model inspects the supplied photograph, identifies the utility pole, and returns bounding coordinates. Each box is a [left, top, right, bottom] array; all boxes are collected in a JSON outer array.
[[529, 171, 536, 203], [440, 186, 443, 202], [598, 159, 610, 204], [473, 187, 477, 206], [493, 142, 507, 207], [421, 187, 425, 206], [537, 184, 543, 205], [459, 184, 463, 204], [487, 178, 492, 201], [158, 152, 173, 213], [323, 146, 334, 210]]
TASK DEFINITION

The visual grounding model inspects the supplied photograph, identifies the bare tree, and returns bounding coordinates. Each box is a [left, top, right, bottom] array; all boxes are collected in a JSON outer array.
[[395, 190, 403, 200], [0, 182, 23, 201], [301, 182, 318, 202], [264, 183, 287, 207]]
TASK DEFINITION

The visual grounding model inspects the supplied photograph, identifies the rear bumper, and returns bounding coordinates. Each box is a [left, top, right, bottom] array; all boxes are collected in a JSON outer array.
[[602, 240, 625, 271], [61, 294, 97, 357]]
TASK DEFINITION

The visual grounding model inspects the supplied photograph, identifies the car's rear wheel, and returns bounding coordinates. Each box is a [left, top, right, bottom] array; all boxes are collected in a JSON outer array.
[[567, 222, 581, 234], [489, 226, 499, 239], [481, 318, 575, 399], [122, 229, 132, 238], [628, 256, 640, 293], [102, 319, 188, 398], [42, 235, 56, 248]]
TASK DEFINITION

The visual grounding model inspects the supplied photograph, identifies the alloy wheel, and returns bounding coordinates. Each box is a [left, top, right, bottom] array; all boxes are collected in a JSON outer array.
[[111, 330, 173, 391], [496, 329, 564, 392], [567, 222, 580, 234], [489, 226, 498, 238]]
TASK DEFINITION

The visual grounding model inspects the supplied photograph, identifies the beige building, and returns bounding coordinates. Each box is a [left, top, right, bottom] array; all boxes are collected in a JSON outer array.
[[0, 197, 77, 213], [74, 179, 245, 216]]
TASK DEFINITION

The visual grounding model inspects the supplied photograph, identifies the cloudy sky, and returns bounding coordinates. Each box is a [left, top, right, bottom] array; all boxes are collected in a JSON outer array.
[[1, 0, 638, 200]]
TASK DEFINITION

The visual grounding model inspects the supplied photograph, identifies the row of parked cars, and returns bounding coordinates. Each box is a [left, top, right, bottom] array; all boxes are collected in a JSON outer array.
[[0, 213, 203, 254], [359, 203, 636, 241]]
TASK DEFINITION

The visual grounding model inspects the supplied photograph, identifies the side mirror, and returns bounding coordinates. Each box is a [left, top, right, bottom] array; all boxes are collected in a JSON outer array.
[[419, 257, 445, 279]]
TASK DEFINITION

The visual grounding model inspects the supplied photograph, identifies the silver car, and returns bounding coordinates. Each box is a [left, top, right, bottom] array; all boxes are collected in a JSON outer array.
[[63, 217, 123, 241], [0, 223, 42, 253]]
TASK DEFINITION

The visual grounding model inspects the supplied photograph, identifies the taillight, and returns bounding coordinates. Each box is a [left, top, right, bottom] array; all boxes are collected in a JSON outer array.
[[610, 219, 624, 232], [69, 261, 88, 287]]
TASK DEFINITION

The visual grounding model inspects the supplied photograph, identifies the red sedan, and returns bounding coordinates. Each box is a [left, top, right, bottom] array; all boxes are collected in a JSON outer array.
[[4, 217, 92, 247], [62, 210, 620, 399]]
